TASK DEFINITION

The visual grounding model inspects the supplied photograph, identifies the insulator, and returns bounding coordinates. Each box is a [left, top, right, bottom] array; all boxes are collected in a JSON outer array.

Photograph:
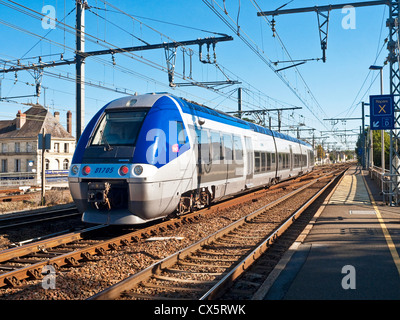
[[271, 18, 276, 37]]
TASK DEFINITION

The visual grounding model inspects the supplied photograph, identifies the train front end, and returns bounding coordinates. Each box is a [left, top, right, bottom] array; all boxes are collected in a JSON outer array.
[[68, 93, 191, 225]]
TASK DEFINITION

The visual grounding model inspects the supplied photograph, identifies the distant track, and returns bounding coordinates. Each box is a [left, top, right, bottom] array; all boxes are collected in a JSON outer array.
[[0, 205, 79, 230]]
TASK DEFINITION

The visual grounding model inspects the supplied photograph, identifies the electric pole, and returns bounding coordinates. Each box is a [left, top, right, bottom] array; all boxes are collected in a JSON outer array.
[[258, 0, 400, 206], [76, 0, 86, 141]]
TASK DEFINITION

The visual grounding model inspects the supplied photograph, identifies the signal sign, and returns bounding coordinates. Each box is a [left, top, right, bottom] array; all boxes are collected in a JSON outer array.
[[369, 94, 394, 130]]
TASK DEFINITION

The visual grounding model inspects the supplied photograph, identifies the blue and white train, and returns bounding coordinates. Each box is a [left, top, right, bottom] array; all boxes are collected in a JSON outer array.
[[68, 93, 314, 225]]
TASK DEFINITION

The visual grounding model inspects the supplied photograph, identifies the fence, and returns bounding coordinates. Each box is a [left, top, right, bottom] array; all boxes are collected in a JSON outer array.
[[0, 171, 68, 187], [369, 166, 399, 205]]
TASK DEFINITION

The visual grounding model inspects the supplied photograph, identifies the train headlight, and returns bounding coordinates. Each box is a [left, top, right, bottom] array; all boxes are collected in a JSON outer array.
[[71, 165, 79, 175], [82, 165, 91, 175], [119, 165, 129, 176], [133, 165, 143, 176]]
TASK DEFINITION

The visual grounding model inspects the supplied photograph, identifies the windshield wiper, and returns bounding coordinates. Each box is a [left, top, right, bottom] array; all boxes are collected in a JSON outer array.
[[100, 130, 113, 151]]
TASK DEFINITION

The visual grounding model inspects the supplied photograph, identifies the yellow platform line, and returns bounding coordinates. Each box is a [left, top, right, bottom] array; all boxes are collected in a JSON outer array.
[[362, 175, 400, 277]]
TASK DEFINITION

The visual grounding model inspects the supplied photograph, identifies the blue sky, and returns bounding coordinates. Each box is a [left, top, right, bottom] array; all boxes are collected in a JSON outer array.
[[0, 0, 390, 150]]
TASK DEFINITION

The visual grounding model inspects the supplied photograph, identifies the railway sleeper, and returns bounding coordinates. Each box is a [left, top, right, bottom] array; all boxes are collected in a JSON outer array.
[[121, 291, 188, 300], [153, 274, 218, 285], [27, 268, 43, 280], [64, 257, 80, 267], [196, 249, 245, 256], [164, 267, 223, 276], [9, 258, 44, 264], [177, 260, 228, 269], [80, 252, 93, 261], [188, 254, 238, 263], [142, 281, 206, 292], [4, 276, 20, 287]]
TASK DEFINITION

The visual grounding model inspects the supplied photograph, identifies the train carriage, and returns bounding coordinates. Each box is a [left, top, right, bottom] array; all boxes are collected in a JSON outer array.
[[68, 93, 314, 225]]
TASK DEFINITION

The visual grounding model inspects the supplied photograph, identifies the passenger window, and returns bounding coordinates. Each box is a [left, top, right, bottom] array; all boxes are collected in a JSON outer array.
[[261, 153, 266, 172], [266, 153, 271, 171], [210, 131, 223, 161], [196, 129, 210, 164], [271, 153, 276, 171], [233, 135, 243, 162], [254, 151, 260, 173], [223, 134, 233, 162]]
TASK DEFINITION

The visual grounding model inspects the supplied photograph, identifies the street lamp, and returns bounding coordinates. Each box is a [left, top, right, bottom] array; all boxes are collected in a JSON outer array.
[[369, 65, 385, 174]]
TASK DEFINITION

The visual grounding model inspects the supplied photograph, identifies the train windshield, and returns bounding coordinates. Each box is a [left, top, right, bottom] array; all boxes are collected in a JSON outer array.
[[91, 110, 148, 147]]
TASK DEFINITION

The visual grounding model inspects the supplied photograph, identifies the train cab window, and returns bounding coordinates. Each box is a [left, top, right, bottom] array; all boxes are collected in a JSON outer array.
[[233, 135, 243, 162], [177, 121, 186, 144], [91, 110, 148, 147]]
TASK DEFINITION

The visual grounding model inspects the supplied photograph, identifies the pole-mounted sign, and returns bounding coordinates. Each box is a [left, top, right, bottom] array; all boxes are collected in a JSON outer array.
[[369, 94, 395, 130]]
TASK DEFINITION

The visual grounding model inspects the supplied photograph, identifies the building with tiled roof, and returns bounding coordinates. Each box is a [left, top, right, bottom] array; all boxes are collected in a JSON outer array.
[[0, 104, 75, 185]]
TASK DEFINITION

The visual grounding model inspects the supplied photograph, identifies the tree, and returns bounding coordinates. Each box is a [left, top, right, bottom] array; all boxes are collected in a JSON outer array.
[[356, 129, 390, 168], [372, 130, 390, 168], [316, 144, 325, 160]]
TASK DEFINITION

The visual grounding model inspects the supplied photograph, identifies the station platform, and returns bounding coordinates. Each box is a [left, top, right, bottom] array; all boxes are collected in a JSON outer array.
[[254, 165, 400, 300]]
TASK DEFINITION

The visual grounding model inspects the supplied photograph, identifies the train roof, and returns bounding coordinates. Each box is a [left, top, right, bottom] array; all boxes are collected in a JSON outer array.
[[103, 93, 312, 148], [177, 96, 312, 148]]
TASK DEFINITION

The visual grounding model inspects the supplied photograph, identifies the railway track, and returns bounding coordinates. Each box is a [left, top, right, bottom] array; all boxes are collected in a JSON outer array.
[[0, 164, 348, 298], [89, 166, 347, 300], [0, 204, 80, 231]]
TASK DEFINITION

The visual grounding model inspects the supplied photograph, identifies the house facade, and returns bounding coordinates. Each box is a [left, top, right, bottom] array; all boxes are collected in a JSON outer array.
[[0, 104, 75, 185]]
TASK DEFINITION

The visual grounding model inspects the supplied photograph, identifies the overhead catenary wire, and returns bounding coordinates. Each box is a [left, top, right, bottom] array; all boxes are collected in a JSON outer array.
[[0, 1, 300, 116], [202, 0, 334, 135], [1, 0, 319, 137]]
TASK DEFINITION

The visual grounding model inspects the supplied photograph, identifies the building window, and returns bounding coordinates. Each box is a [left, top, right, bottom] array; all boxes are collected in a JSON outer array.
[[64, 143, 69, 153], [63, 159, 69, 170], [27, 160, 34, 172], [1, 159, 7, 172], [45, 159, 50, 170], [15, 159, 21, 172], [27, 142, 32, 152], [15, 142, 20, 153], [1, 143, 7, 153], [54, 143, 60, 153], [55, 159, 60, 170]]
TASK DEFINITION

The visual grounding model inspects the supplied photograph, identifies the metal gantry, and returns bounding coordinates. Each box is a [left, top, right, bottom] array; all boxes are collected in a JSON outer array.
[[1, 0, 235, 141], [258, 0, 400, 206]]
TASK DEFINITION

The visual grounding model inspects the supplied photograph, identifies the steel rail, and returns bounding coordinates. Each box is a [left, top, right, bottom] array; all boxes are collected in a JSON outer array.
[[200, 169, 345, 300], [0, 205, 79, 230], [0, 165, 345, 289], [88, 168, 346, 300]]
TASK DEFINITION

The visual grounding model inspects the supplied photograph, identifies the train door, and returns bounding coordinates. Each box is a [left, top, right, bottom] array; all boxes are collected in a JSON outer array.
[[289, 145, 293, 171], [244, 136, 253, 188]]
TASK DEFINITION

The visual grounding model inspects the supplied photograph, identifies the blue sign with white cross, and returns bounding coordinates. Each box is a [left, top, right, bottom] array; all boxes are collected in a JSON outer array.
[[369, 94, 395, 130]]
